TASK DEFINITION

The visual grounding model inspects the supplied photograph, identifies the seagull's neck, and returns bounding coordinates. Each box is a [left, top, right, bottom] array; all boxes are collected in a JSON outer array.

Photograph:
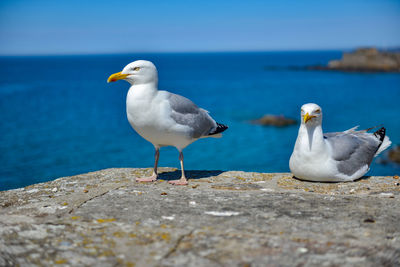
[[297, 123, 325, 152], [128, 82, 158, 99]]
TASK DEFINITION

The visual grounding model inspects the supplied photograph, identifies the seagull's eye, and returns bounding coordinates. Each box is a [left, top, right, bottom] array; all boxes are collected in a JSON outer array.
[[133, 67, 140, 71], [301, 109, 304, 114], [314, 109, 321, 114]]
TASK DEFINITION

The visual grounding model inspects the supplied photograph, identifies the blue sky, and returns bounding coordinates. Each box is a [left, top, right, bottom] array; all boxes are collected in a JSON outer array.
[[0, 0, 399, 55]]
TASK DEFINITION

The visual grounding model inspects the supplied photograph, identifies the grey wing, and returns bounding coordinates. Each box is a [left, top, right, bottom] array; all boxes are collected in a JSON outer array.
[[324, 132, 380, 176], [167, 93, 217, 138]]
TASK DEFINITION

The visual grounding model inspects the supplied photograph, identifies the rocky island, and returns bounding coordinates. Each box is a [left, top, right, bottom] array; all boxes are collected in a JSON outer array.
[[317, 48, 400, 72], [251, 114, 297, 127], [389, 146, 400, 164], [264, 48, 400, 73], [1, 168, 400, 266]]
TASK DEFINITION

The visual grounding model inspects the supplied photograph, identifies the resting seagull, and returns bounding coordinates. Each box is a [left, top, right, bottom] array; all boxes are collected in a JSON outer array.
[[107, 60, 228, 185], [289, 103, 391, 182]]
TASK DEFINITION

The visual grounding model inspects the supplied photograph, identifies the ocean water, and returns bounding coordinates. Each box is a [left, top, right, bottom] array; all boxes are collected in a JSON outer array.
[[1, 52, 399, 190]]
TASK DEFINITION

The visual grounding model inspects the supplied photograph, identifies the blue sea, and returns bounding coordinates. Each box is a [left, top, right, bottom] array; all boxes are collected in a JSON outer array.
[[1, 52, 400, 190]]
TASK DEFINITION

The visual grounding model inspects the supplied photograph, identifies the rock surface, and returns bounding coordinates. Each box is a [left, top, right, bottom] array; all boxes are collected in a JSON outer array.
[[251, 114, 297, 127], [1, 168, 400, 266]]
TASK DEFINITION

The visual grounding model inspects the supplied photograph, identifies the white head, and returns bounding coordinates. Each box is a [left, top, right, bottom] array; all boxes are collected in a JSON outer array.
[[107, 60, 158, 86], [300, 103, 323, 126]]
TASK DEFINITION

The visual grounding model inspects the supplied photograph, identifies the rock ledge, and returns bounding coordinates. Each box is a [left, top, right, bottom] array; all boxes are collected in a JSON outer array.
[[1, 168, 399, 266]]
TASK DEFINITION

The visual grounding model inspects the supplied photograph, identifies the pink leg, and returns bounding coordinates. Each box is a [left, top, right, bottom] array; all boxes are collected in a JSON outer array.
[[168, 151, 188, 185], [136, 148, 159, 182]]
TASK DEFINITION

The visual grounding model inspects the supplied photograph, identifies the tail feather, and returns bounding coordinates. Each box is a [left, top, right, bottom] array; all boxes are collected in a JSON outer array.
[[373, 127, 392, 157], [373, 127, 386, 142], [365, 124, 383, 133], [209, 123, 228, 136]]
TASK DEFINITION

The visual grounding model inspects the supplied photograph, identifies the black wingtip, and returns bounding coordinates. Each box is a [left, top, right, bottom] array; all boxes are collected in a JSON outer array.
[[209, 123, 228, 135], [373, 127, 386, 142]]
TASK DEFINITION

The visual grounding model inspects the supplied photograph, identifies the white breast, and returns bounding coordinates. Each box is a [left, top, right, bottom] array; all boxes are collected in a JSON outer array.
[[126, 87, 194, 149], [289, 125, 343, 182]]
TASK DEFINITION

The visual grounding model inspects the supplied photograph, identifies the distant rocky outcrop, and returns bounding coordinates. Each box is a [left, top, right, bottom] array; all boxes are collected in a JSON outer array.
[[326, 48, 400, 72], [264, 48, 400, 73], [251, 114, 297, 127], [388, 145, 400, 164]]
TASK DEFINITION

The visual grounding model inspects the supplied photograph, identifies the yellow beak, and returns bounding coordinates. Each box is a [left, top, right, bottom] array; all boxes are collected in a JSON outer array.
[[107, 72, 129, 83], [303, 113, 316, 123]]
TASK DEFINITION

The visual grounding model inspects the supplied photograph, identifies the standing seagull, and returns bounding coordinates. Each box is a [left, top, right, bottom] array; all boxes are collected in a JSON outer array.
[[107, 60, 228, 185], [289, 103, 391, 182]]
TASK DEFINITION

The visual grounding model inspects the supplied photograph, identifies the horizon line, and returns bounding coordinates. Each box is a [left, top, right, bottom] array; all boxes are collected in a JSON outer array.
[[1, 46, 399, 57]]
